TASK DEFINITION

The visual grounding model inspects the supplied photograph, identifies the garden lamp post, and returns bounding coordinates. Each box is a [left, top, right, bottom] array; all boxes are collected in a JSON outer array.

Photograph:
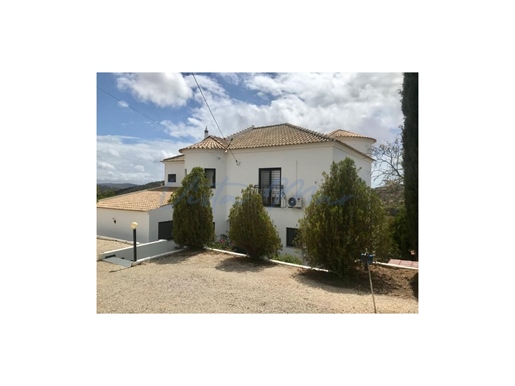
[[131, 222, 138, 262]]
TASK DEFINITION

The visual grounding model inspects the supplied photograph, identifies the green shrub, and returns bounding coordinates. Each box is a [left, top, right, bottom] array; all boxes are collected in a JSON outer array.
[[296, 159, 391, 278], [209, 234, 236, 251], [228, 185, 282, 259], [170, 167, 214, 249]]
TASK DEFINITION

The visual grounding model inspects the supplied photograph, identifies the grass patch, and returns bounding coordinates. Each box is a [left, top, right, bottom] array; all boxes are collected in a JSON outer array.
[[273, 253, 304, 265]]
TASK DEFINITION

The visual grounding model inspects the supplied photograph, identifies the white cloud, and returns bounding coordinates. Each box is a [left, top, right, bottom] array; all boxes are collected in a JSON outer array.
[[97, 135, 190, 184], [97, 161, 115, 170], [99, 73, 404, 184], [177, 72, 403, 146], [184, 73, 228, 100], [216, 73, 243, 85], [116, 73, 193, 108], [108, 148, 120, 157], [118, 100, 129, 108]]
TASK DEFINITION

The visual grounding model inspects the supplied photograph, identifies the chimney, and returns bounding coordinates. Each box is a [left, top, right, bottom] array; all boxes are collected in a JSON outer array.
[[204, 126, 209, 138]]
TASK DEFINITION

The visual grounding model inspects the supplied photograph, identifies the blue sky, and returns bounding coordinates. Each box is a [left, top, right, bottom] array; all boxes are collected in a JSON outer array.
[[97, 72, 404, 186]]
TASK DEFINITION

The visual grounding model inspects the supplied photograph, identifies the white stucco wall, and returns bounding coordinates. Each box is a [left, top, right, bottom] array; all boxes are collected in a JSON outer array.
[[182, 149, 227, 236], [158, 141, 373, 254], [97, 209, 150, 243], [332, 146, 373, 187], [163, 160, 185, 188], [219, 142, 368, 250], [149, 204, 173, 241], [337, 137, 375, 155]]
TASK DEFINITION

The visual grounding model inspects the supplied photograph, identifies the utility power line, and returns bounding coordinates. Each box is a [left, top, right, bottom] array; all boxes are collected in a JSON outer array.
[[97, 86, 189, 141], [191, 73, 239, 164]]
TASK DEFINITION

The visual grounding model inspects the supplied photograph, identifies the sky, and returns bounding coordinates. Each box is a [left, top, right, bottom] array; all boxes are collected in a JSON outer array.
[[97, 72, 404, 187]]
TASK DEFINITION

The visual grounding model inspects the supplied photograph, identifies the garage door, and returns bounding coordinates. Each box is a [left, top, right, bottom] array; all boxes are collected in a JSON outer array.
[[158, 221, 173, 240]]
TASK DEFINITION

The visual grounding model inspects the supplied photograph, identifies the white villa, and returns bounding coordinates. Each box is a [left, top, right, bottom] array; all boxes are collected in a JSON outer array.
[[161, 122, 376, 254], [97, 123, 375, 252]]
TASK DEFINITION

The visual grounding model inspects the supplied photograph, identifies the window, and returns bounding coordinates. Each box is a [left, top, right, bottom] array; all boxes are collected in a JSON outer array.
[[205, 168, 216, 188], [286, 227, 298, 247], [257, 168, 282, 207], [168, 174, 176, 183]]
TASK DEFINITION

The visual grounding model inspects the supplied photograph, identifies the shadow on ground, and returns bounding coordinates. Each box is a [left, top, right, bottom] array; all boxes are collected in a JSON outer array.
[[147, 249, 199, 265], [295, 265, 418, 299], [216, 256, 276, 273]]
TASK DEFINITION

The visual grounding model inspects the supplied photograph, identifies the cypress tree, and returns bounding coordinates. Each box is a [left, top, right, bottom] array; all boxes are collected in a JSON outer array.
[[228, 185, 282, 259], [171, 167, 214, 249], [296, 159, 390, 278], [401, 73, 418, 258]]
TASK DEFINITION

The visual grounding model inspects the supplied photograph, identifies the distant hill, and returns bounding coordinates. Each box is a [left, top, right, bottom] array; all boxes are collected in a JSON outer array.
[[113, 181, 165, 195], [97, 181, 165, 198], [97, 183, 138, 192]]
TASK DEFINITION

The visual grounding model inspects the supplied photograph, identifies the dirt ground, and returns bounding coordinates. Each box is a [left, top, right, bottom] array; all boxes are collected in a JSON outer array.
[[302, 263, 418, 299], [97, 246, 418, 313]]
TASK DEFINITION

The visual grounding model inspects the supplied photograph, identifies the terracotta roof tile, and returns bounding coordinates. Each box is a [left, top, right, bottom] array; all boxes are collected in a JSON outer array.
[[162, 154, 185, 162], [224, 123, 333, 150], [97, 187, 178, 212], [177, 123, 376, 159], [327, 129, 376, 142], [179, 136, 228, 152]]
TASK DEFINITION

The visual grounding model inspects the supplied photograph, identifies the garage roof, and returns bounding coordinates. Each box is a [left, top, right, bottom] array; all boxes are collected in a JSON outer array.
[[97, 186, 177, 212]]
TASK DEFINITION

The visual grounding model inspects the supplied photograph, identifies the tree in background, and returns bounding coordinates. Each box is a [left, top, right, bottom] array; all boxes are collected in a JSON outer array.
[[401, 73, 418, 257], [97, 186, 115, 201], [390, 206, 411, 259], [371, 135, 412, 259], [371, 132, 403, 185], [170, 167, 214, 249], [228, 185, 282, 259], [296, 159, 391, 278]]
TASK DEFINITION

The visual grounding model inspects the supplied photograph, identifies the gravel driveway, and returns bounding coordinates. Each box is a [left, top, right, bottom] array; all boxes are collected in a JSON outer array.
[[97, 242, 418, 314]]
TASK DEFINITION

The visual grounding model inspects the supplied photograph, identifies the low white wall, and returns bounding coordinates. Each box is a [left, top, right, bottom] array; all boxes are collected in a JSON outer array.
[[100, 239, 178, 261]]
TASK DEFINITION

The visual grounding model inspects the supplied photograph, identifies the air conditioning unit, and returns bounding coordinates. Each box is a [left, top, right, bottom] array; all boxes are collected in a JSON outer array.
[[288, 197, 302, 209]]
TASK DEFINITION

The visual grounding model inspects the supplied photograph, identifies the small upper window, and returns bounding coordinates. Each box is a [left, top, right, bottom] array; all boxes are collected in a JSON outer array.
[[205, 168, 216, 188], [168, 174, 176, 183]]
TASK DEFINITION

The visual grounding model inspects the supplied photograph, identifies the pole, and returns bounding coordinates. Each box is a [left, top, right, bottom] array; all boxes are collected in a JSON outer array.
[[133, 228, 137, 262], [367, 262, 377, 314]]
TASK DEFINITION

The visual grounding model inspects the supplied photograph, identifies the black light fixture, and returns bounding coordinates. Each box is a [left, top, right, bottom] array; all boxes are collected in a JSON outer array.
[[131, 222, 138, 262], [113, 218, 116, 224]]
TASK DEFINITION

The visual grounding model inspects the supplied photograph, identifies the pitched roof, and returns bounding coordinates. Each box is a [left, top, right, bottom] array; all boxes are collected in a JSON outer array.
[[177, 123, 375, 160], [179, 136, 228, 152], [225, 123, 336, 150], [327, 129, 376, 142], [97, 186, 177, 212], [162, 154, 185, 162], [179, 123, 336, 153]]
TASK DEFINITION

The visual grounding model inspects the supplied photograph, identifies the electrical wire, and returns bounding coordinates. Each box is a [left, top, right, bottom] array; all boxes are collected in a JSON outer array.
[[191, 73, 239, 164], [97, 86, 190, 141], [98, 85, 221, 161]]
